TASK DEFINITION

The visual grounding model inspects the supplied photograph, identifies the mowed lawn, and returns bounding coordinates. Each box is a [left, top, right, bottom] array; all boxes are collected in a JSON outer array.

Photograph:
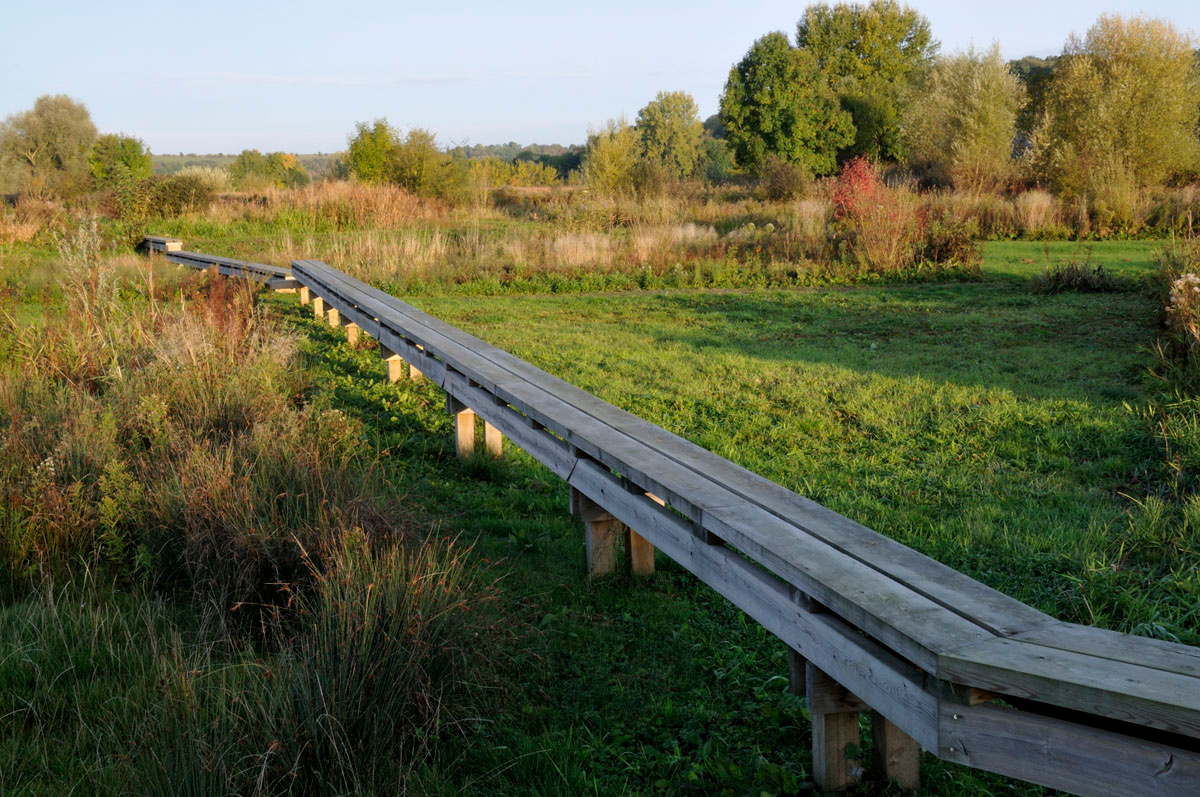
[[409, 240, 1174, 631]]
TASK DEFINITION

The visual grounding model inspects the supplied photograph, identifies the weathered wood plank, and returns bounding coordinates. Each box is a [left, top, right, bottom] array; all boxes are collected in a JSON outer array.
[[939, 636, 1200, 739], [939, 702, 1200, 797], [1013, 622, 1200, 679]]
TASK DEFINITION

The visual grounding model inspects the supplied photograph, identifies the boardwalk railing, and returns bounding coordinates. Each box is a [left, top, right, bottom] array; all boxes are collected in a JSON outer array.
[[148, 238, 1200, 796]]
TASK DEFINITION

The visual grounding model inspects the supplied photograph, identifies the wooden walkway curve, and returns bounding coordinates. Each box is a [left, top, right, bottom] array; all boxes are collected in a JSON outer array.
[[147, 237, 1200, 796]]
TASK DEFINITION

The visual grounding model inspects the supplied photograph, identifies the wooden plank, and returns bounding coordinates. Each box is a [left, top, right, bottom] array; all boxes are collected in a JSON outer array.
[[808, 663, 863, 792], [872, 711, 920, 791], [1014, 622, 1200, 679], [567, 458, 940, 750], [938, 636, 1200, 739], [484, 421, 502, 457], [939, 702, 1200, 797]]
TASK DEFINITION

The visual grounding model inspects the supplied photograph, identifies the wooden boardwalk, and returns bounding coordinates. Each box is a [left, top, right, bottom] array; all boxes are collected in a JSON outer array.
[[151, 239, 1200, 796]]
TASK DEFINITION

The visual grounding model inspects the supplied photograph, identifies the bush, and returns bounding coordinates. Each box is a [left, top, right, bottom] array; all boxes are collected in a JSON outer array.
[[831, 157, 921, 272], [757, 155, 811, 201], [1032, 261, 1128, 294], [173, 165, 229, 194], [153, 174, 215, 216]]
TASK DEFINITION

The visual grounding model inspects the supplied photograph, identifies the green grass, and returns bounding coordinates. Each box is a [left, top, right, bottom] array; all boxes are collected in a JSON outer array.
[[223, 236, 1187, 793], [0, 235, 1192, 794]]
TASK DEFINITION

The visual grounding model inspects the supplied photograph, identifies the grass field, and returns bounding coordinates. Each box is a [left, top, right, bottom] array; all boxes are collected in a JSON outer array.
[[1, 232, 1195, 794]]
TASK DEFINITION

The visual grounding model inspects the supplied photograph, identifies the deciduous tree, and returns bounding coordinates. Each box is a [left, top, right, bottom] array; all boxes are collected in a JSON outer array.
[[635, 91, 704, 179], [88, 134, 153, 187], [0, 94, 97, 195], [719, 32, 853, 175], [796, 1, 937, 161], [904, 44, 1024, 191], [1032, 14, 1200, 195]]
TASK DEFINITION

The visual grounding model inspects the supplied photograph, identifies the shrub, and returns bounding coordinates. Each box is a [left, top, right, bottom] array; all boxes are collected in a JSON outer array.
[[173, 165, 229, 194], [228, 149, 309, 190], [1014, 190, 1060, 237], [1156, 238, 1200, 369], [831, 157, 922, 272], [1032, 261, 1128, 294], [152, 173, 214, 216], [758, 154, 811, 201], [582, 119, 640, 197], [88, 134, 152, 188]]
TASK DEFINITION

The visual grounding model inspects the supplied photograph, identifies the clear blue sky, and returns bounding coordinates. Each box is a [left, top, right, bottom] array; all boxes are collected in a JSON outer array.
[[3, 1, 1198, 154]]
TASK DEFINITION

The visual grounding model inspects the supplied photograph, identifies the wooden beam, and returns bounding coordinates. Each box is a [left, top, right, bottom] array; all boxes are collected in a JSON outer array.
[[807, 663, 864, 792], [871, 711, 920, 792], [571, 487, 618, 577], [484, 421, 502, 457]]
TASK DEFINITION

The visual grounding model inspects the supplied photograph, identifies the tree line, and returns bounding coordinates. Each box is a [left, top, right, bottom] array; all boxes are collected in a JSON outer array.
[[3, 3, 1197, 208]]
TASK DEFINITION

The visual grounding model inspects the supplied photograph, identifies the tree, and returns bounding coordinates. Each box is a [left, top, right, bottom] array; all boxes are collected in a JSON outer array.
[[1032, 15, 1200, 194], [904, 44, 1025, 191], [0, 94, 97, 195], [88, 133, 152, 187], [346, 119, 398, 184], [228, 149, 309, 190], [796, 1, 937, 161], [719, 32, 854, 175], [635, 91, 704, 178], [581, 118, 640, 195]]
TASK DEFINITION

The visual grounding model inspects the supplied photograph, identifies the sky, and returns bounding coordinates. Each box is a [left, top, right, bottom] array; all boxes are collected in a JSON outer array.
[[3, 1, 1199, 155]]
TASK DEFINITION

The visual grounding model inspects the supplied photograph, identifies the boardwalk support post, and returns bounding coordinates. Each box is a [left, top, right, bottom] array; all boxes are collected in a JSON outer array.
[[484, 421, 503, 457], [871, 711, 920, 792], [807, 663, 865, 792], [344, 322, 360, 346], [571, 487, 618, 577], [312, 296, 324, 320], [327, 308, 340, 328], [380, 345, 404, 383], [448, 396, 475, 457], [299, 286, 310, 305]]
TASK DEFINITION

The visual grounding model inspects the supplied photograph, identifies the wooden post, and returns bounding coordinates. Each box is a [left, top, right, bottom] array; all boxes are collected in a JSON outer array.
[[299, 285, 310, 304], [571, 487, 618, 577], [871, 711, 920, 792], [788, 648, 807, 697], [344, 323, 360, 346], [386, 356, 404, 383], [626, 528, 654, 575], [807, 663, 865, 792], [312, 296, 324, 319], [448, 397, 475, 457], [484, 421, 503, 457], [327, 308, 340, 328], [410, 363, 425, 383]]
